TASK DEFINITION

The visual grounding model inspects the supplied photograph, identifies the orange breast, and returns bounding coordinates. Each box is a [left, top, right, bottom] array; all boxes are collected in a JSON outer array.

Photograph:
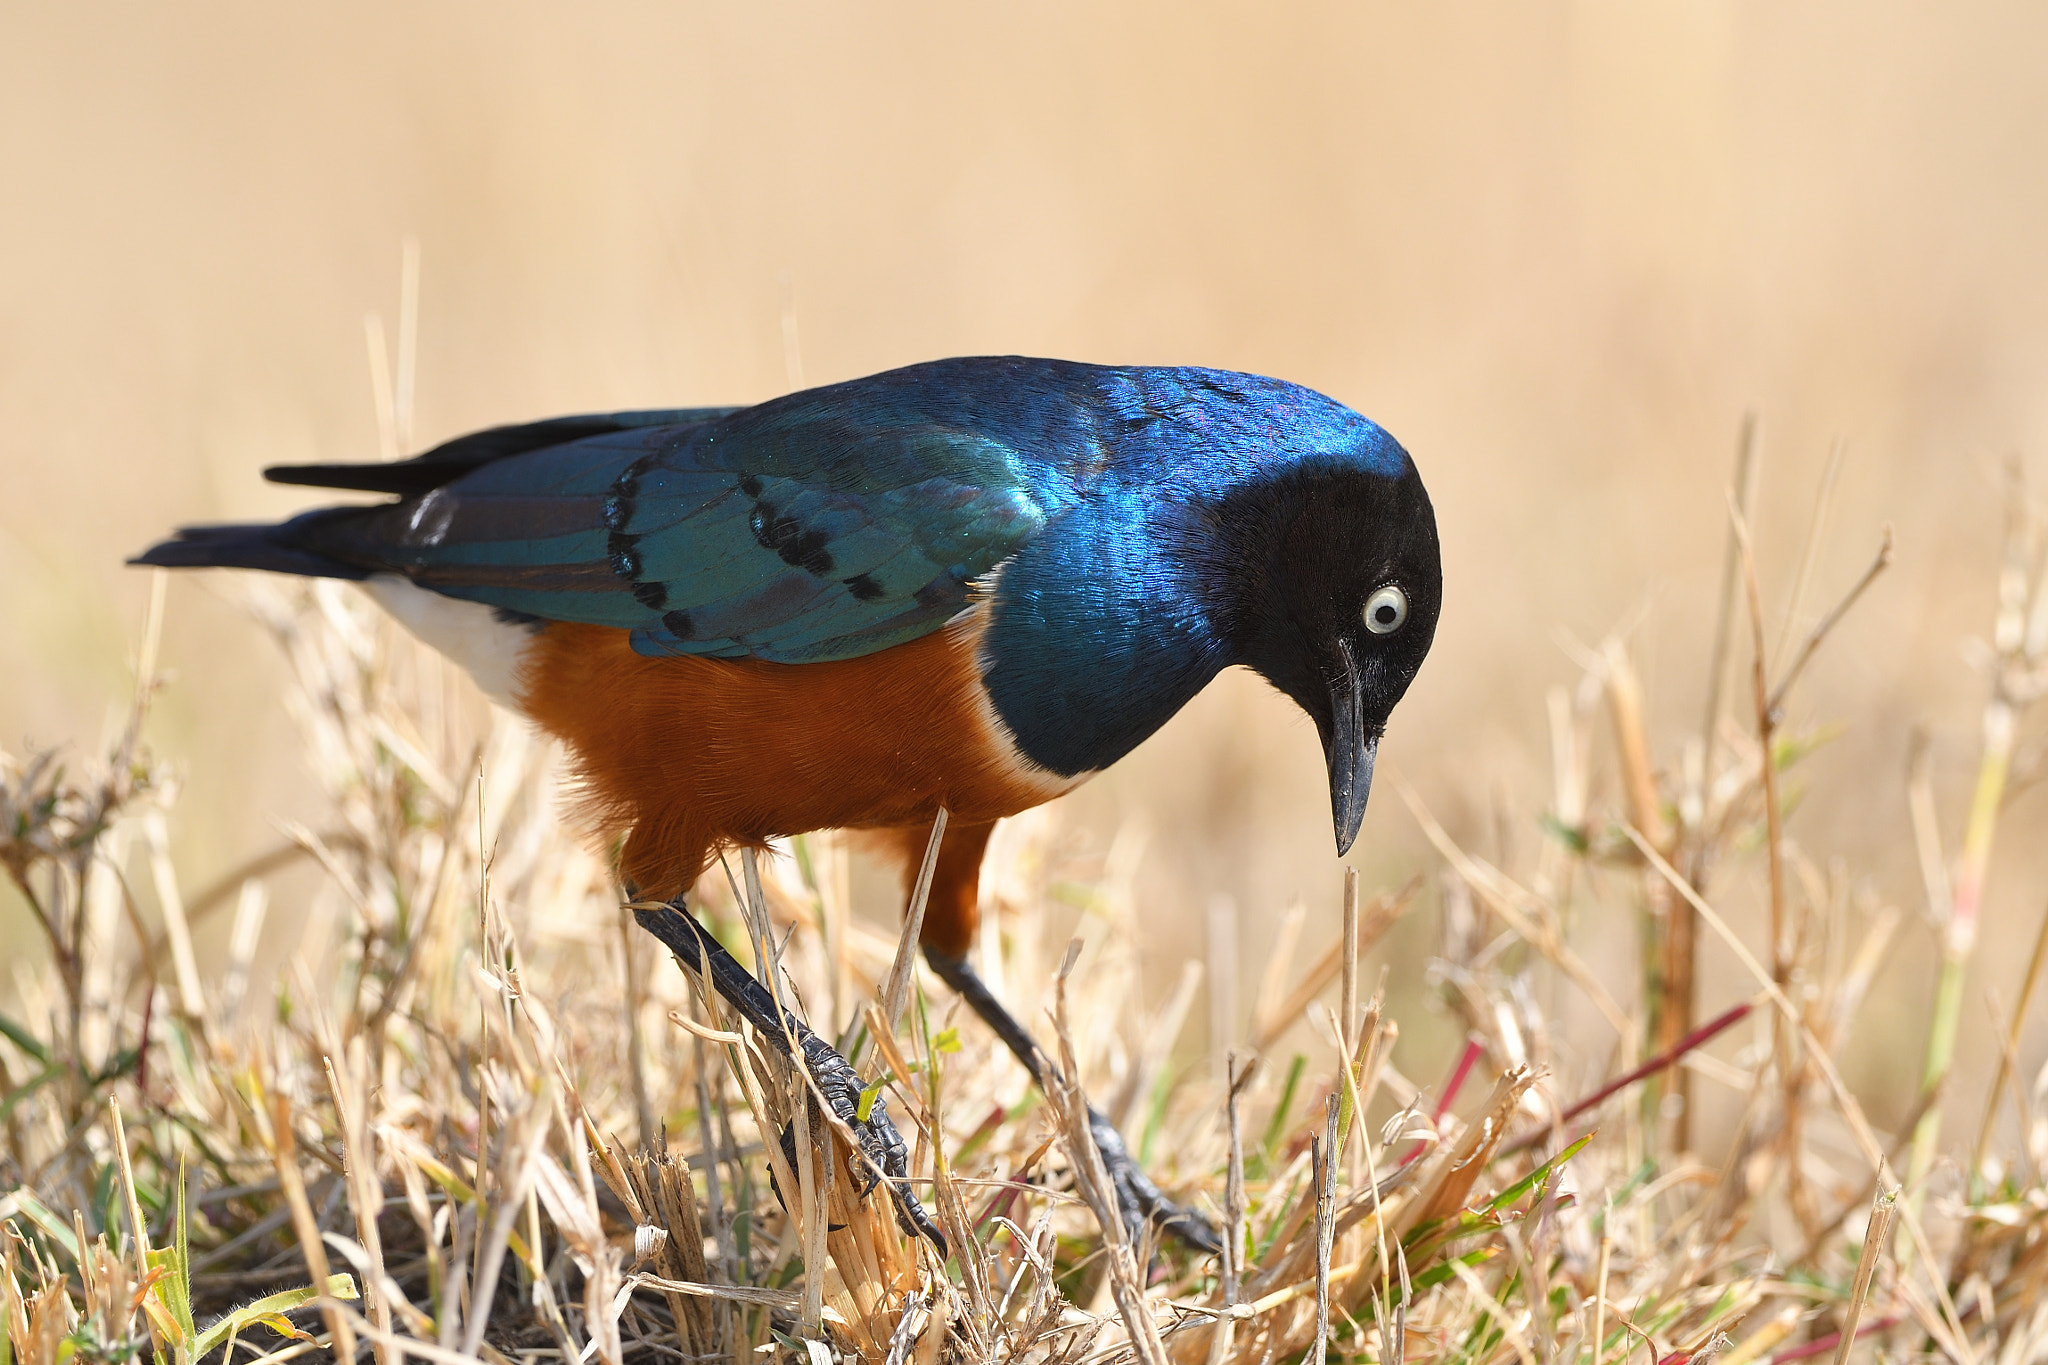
[[515, 614, 1077, 902]]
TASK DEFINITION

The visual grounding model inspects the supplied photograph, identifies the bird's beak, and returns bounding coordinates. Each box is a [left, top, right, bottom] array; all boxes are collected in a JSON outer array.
[[1326, 643, 1379, 857]]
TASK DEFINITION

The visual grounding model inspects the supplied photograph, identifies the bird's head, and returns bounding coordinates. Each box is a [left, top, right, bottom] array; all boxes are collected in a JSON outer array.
[[1212, 454, 1441, 855]]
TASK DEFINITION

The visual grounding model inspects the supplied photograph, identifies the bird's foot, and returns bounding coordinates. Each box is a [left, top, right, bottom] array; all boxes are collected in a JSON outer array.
[[796, 1031, 949, 1257], [628, 903, 947, 1256], [1087, 1106, 1222, 1256]]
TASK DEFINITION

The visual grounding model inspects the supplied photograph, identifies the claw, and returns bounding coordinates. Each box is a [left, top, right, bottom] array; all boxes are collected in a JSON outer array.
[[798, 1033, 949, 1257], [923, 945, 1218, 1257], [1088, 1107, 1223, 1257], [631, 902, 948, 1258]]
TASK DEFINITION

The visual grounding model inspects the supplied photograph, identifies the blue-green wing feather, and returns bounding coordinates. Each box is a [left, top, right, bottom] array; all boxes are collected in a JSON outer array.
[[294, 405, 1057, 663]]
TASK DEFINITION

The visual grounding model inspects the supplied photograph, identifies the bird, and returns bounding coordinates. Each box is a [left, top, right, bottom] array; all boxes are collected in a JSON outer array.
[[135, 354, 1442, 1256]]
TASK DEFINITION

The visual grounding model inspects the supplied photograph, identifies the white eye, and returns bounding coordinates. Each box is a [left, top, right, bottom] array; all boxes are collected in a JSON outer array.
[[1363, 584, 1407, 635]]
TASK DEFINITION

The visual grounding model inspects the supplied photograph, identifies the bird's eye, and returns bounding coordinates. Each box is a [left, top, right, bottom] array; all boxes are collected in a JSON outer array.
[[1363, 584, 1407, 635]]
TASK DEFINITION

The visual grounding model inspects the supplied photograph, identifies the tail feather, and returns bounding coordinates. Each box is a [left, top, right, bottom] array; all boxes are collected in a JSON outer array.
[[130, 518, 373, 581], [264, 407, 737, 495]]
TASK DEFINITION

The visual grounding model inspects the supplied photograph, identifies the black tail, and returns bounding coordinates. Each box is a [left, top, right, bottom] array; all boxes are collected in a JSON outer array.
[[261, 416, 627, 494], [130, 512, 374, 580], [138, 405, 738, 576], [263, 407, 737, 495]]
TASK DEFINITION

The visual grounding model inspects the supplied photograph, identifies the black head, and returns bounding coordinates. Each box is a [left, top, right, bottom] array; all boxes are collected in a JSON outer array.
[[1212, 457, 1441, 853]]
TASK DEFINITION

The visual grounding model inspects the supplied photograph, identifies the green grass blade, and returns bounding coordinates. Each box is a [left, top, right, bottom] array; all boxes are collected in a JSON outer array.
[[172, 1152, 195, 1348], [1407, 1245, 1500, 1295], [0, 1013, 52, 1067], [0, 1067, 62, 1123], [1261, 1054, 1307, 1156], [1483, 1133, 1593, 1214], [190, 1275, 360, 1358], [8, 1187, 82, 1264]]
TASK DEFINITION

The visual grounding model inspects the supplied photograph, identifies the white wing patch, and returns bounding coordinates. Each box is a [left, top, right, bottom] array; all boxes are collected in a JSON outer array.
[[360, 574, 534, 708]]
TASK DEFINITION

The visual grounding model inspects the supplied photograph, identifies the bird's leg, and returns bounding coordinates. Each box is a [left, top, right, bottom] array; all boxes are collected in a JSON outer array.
[[632, 899, 948, 1256], [922, 946, 1221, 1256]]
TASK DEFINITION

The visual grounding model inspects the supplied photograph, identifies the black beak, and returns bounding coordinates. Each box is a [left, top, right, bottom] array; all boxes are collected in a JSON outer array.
[[1326, 642, 1379, 856]]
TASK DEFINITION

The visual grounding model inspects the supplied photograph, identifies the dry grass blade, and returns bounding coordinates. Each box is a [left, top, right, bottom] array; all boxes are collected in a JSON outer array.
[[881, 806, 948, 1034], [624, 1147, 718, 1356], [323, 1051, 397, 1365], [1312, 1095, 1338, 1364], [267, 1089, 355, 1363], [1700, 414, 1761, 835], [1341, 866, 1361, 1061], [629, 1275, 805, 1310], [1831, 1181, 1898, 1365], [1973, 896, 2048, 1185], [1048, 943, 1168, 1365], [1764, 526, 1892, 722], [1205, 1052, 1256, 1365], [1394, 773, 1633, 1040]]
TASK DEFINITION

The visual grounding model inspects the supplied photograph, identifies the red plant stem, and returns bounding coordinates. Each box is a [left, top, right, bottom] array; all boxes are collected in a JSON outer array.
[[970, 1178, 1035, 1235], [1500, 1001, 1753, 1158], [969, 1136, 1053, 1232], [1765, 1314, 1901, 1364], [1562, 1002, 1752, 1127], [1435, 1037, 1485, 1124], [958, 1102, 1007, 1156], [1401, 1036, 1486, 1166]]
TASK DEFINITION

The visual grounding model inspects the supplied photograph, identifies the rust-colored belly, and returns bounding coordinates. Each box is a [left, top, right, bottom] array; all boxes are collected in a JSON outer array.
[[516, 616, 1075, 899]]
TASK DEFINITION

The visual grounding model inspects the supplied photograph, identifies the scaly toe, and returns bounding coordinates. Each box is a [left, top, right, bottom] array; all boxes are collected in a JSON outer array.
[[1089, 1106, 1222, 1256], [798, 1032, 948, 1256]]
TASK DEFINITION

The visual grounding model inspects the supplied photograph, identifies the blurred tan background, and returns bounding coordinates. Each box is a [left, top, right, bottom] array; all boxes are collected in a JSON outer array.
[[5, 4, 2047, 1145]]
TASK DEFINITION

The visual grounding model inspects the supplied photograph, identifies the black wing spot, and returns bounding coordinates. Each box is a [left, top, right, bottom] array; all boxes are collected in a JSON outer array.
[[749, 500, 835, 576], [843, 573, 884, 601], [632, 580, 668, 609], [914, 579, 958, 609], [749, 504, 794, 550], [607, 530, 642, 579], [786, 530, 833, 576], [604, 456, 655, 531], [661, 609, 695, 640], [738, 473, 763, 497]]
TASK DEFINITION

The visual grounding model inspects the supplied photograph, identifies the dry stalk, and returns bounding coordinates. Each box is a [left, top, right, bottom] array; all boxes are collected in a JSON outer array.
[[1250, 881, 1416, 1054], [1048, 943, 1169, 1365], [1912, 459, 2047, 1196], [1832, 1181, 1899, 1365], [1625, 827, 1977, 1357], [1973, 896, 2048, 1184], [1727, 500, 1892, 1243], [1204, 1052, 1257, 1365], [1312, 1095, 1339, 1362], [1604, 638, 1686, 1150], [268, 1089, 356, 1362], [1341, 866, 1361, 1068], [882, 807, 949, 1035], [1724, 497, 1788, 988], [324, 1049, 397, 1365]]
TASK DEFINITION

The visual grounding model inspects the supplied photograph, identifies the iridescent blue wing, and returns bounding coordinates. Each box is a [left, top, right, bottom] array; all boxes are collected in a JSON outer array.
[[256, 400, 1053, 664]]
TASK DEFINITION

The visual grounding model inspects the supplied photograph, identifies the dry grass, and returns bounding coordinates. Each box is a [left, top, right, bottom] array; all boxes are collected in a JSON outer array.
[[4, 464, 2048, 1364]]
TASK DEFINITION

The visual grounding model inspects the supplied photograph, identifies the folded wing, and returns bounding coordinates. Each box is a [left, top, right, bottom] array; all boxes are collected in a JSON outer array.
[[139, 403, 1052, 665]]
